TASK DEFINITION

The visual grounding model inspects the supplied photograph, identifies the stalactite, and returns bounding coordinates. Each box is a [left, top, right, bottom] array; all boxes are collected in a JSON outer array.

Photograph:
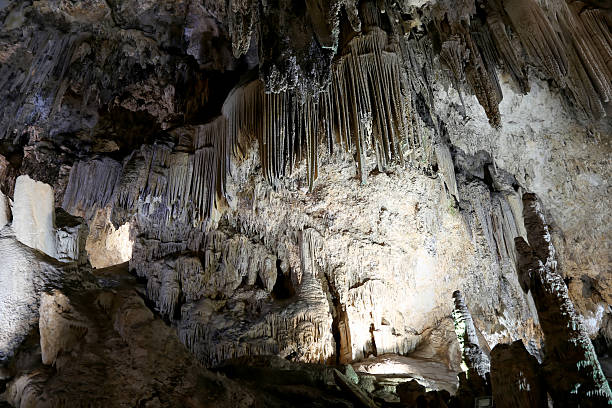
[[452, 290, 490, 379], [440, 35, 468, 87], [503, 0, 568, 84], [164, 152, 193, 218], [227, 0, 258, 58], [0, 32, 79, 140], [191, 116, 226, 223], [458, 24, 503, 128], [218, 25, 412, 192], [499, 0, 611, 119], [485, 2, 530, 94], [328, 27, 408, 179], [462, 182, 526, 270], [555, 4, 611, 119], [435, 143, 459, 201], [62, 157, 122, 217], [222, 79, 262, 160]]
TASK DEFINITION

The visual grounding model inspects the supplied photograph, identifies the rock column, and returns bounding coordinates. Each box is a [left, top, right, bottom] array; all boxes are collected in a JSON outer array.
[[451, 290, 491, 407], [515, 193, 612, 406]]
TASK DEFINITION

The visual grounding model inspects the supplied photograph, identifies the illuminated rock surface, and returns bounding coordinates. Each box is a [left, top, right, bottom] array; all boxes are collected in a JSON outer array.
[[0, 0, 610, 406], [12, 176, 56, 258]]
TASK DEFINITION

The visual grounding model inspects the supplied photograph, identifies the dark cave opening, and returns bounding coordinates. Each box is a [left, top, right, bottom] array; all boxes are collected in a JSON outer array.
[[271, 260, 296, 300]]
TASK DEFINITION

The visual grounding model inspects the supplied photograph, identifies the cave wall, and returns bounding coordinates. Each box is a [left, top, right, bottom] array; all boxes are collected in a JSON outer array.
[[0, 0, 610, 376]]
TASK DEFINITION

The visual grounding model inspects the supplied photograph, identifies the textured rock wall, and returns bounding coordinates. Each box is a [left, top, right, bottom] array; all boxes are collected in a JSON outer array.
[[3, 268, 257, 408], [0, 0, 610, 387]]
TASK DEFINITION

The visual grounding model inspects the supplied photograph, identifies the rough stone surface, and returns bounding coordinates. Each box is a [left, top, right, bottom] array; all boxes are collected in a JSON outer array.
[[0, 228, 85, 365], [0, 0, 610, 405], [490, 340, 546, 408], [514, 193, 612, 406], [0, 191, 9, 229]]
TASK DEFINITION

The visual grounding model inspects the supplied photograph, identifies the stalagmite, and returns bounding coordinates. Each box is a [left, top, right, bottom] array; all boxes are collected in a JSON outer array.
[[451, 290, 491, 407], [490, 340, 546, 408], [452, 290, 490, 379], [172, 228, 334, 367], [515, 193, 612, 406]]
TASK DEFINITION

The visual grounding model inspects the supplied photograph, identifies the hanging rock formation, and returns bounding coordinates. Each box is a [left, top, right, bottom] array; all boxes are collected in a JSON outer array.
[[0, 0, 611, 406]]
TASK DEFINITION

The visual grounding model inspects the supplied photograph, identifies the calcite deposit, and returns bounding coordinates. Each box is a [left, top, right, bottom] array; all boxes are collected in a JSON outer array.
[[0, 0, 610, 406]]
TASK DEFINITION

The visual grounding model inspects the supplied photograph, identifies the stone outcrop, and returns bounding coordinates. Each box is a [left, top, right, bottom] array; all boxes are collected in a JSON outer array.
[[12, 175, 56, 258], [3, 266, 256, 408]]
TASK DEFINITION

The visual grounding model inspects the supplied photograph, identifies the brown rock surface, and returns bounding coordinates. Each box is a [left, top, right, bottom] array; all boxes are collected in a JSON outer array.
[[490, 340, 546, 408]]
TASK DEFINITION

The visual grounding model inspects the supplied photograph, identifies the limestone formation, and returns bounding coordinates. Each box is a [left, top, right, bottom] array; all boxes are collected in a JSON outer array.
[[0, 0, 611, 406], [12, 175, 56, 258], [451, 290, 491, 406], [490, 340, 546, 408], [515, 193, 612, 406], [0, 228, 85, 365], [4, 268, 257, 408], [451, 290, 490, 379]]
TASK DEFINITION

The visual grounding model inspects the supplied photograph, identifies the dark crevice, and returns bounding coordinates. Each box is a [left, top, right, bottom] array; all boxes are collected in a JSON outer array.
[[348, 278, 379, 291], [483, 162, 495, 191], [271, 260, 295, 300], [321, 270, 352, 365], [368, 322, 378, 357], [254, 273, 265, 290]]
